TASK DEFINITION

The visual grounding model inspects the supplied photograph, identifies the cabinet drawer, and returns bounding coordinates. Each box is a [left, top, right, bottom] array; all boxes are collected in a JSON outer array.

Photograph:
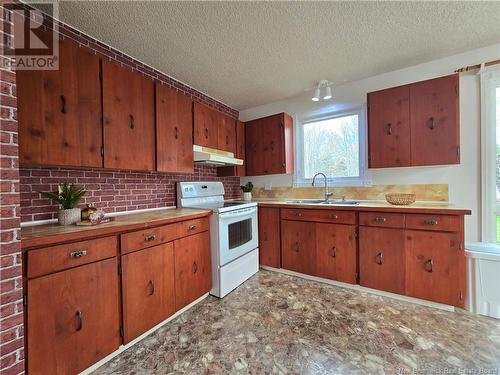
[[405, 214, 460, 232], [281, 208, 355, 225], [121, 224, 177, 254], [176, 218, 209, 238], [27, 236, 117, 279], [359, 212, 405, 228]]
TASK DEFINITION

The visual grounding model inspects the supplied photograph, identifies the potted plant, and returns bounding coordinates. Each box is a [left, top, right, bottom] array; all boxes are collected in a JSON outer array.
[[41, 182, 87, 225], [240, 182, 254, 201]]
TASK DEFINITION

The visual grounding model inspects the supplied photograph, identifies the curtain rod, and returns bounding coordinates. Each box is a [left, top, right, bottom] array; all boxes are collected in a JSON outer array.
[[455, 59, 500, 73]]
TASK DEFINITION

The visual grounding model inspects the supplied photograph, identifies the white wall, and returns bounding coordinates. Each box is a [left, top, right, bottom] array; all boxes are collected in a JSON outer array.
[[240, 43, 500, 242]]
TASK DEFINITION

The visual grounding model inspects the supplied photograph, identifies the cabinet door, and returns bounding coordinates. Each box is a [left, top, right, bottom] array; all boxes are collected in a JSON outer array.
[[193, 102, 218, 148], [156, 83, 193, 173], [359, 227, 405, 294], [245, 118, 264, 176], [406, 230, 465, 307], [102, 60, 155, 171], [18, 36, 102, 168], [27, 258, 120, 375], [367, 86, 410, 168], [410, 74, 459, 166], [258, 207, 281, 268], [218, 114, 236, 153], [262, 114, 285, 174], [174, 231, 211, 310], [315, 223, 356, 284], [121, 243, 175, 343], [235, 120, 246, 176], [281, 220, 315, 274]]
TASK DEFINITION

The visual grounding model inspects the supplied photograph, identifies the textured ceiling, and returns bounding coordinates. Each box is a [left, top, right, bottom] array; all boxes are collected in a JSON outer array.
[[32, 1, 500, 110]]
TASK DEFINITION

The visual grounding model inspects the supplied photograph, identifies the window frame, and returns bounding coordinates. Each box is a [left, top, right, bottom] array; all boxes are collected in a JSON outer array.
[[293, 108, 367, 187], [480, 66, 500, 243]]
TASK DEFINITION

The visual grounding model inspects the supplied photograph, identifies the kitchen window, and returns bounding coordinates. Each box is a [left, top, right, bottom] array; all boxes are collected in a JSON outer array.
[[294, 110, 366, 186], [480, 66, 500, 243]]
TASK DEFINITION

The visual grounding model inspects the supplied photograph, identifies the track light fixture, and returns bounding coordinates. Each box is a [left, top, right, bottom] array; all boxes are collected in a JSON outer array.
[[311, 80, 333, 102]]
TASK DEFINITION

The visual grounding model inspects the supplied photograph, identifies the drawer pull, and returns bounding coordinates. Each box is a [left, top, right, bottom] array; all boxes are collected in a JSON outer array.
[[375, 252, 383, 265], [329, 214, 338, 219], [144, 234, 156, 242], [374, 217, 387, 223], [147, 280, 155, 296], [294, 212, 302, 217], [424, 219, 438, 225], [192, 261, 198, 274], [75, 310, 83, 332], [189, 224, 197, 230], [425, 259, 433, 273], [330, 246, 337, 258], [70, 250, 87, 259]]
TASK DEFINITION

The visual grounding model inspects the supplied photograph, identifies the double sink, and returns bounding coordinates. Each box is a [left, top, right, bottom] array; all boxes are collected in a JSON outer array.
[[285, 199, 359, 205]]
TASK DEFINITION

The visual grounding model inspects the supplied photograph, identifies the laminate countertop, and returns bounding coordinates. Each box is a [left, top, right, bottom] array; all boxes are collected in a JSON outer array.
[[254, 199, 472, 215], [21, 208, 212, 250]]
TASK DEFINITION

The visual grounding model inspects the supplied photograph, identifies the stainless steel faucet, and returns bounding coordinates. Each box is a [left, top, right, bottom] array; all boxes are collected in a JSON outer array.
[[312, 172, 333, 202]]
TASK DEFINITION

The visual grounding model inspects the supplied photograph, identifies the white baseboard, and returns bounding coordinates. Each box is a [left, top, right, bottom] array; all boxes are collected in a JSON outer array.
[[260, 266, 455, 312], [79, 293, 209, 375]]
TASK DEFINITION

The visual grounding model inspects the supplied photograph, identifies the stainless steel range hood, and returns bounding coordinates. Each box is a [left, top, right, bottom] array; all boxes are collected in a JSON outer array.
[[193, 145, 243, 167]]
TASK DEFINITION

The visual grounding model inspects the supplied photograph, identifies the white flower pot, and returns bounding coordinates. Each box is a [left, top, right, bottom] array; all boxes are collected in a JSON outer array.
[[58, 208, 81, 225], [243, 192, 252, 201]]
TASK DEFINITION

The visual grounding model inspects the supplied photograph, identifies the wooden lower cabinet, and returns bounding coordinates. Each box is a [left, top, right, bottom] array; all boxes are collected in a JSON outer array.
[[315, 223, 357, 284], [359, 227, 405, 294], [281, 220, 315, 275], [27, 258, 120, 375], [405, 230, 465, 307], [258, 207, 281, 268], [174, 231, 212, 310], [121, 243, 175, 343]]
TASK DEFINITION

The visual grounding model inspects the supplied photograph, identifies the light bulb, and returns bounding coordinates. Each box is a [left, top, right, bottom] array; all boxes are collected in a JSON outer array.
[[312, 88, 320, 101], [323, 86, 332, 100]]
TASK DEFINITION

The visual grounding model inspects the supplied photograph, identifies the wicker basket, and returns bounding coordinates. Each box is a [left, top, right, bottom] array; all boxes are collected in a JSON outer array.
[[385, 193, 416, 206]]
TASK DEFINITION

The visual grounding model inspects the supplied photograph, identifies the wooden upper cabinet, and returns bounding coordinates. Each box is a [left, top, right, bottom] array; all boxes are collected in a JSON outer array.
[[258, 207, 281, 268], [156, 83, 193, 173], [245, 112, 294, 176], [102, 60, 155, 171], [410, 74, 459, 166], [367, 73, 459, 168], [193, 102, 218, 149], [218, 114, 236, 153], [218, 120, 246, 177], [27, 258, 120, 375], [121, 242, 175, 343], [368, 86, 410, 168], [18, 36, 102, 168]]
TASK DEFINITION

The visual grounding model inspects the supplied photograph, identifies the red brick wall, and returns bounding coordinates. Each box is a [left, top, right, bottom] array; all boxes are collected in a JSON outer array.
[[0, 6, 25, 375], [20, 166, 241, 223]]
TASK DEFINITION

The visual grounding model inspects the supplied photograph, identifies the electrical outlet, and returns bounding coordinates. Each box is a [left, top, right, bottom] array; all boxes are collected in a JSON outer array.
[[264, 182, 272, 191]]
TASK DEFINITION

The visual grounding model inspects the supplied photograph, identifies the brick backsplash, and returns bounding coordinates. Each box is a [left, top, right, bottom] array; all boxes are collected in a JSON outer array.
[[20, 166, 241, 223]]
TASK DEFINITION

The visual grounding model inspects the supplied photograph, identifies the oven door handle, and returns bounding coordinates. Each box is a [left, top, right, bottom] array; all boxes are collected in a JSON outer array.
[[219, 207, 257, 219]]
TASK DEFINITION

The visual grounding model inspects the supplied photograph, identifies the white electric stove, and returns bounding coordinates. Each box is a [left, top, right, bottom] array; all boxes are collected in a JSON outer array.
[[177, 182, 259, 297]]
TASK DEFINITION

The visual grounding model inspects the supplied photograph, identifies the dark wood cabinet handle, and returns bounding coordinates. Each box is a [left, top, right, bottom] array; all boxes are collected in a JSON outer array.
[[226, 135, 229, 145], [294, 241, 300, 252], [425, 259, 433, 272], [424, 219, 438, 225], [204, 128, 209, 139], [428, 117, 435, 130], [374, 217, 387, 222], [144, 234, 156, 242], [129, 114, 135, 129], [70, 250, 87, 259], [329, 214, 338, 219], [375, 252, 383, 265], [386, 123, 392, 135], [193, 261, 198, 274], [76, 310, 83, 331], [330, 246, 337, 258], [174, 126, 179, 139], [147, 280, 155, 296], [294, 212, 302, 217], [189, 224, 197, 230], [60, 95, 67, 114]]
